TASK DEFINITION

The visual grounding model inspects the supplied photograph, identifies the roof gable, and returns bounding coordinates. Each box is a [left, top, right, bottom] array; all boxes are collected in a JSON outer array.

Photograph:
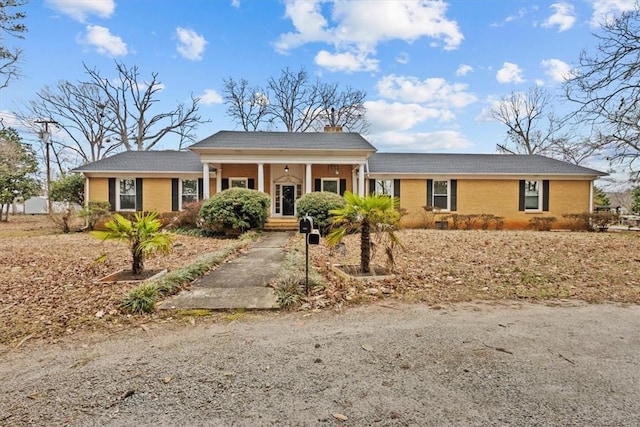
[[189, 130, 377, 152]]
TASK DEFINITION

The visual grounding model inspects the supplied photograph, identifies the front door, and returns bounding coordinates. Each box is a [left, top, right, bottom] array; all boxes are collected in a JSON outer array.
[[282, 185, 295, 216]]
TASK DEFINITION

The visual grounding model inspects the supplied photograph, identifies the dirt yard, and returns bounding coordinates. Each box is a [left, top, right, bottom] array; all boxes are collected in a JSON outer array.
[[1, 215, 640, 425], [1, 215, 639, 345], [0, 215, 238, 344]]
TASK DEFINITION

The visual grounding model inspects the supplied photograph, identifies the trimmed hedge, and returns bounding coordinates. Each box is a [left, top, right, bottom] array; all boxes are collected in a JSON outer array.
[[199, 188, 270, 235]]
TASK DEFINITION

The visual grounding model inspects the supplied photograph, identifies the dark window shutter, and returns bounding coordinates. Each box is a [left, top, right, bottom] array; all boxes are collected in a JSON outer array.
[[222, 178, 229, 190], [518, 180, 526, 211], [542, 180, 550, 211], [248, 178, 255, 189], [369, 179, 375, 195], [108, 178, 116, 211], [450, 180, 457, 211], [314, 179, 321, 192], [198, 178, 204, 200], [171, 178, 179, 211], [339, 179, 347, 196], [426, 179, 433, 207], [135, 178, 143, 211], [393, 179, 401, 200]]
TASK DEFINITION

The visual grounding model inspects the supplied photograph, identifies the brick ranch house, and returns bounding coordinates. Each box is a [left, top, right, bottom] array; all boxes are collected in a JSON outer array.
[[73, 130, 606, 230]]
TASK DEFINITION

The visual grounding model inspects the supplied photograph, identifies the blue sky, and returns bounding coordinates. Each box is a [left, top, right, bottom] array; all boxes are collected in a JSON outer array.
[[1, 0, 637, 170]]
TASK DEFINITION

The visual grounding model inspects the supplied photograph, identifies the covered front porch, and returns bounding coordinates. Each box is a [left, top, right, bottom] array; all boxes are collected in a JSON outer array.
[[200, 161, 367, 219]]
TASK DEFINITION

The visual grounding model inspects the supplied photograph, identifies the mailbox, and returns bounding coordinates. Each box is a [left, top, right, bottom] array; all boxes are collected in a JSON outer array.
[[299, 216, 313, 234], [307, 229, 320, 245]]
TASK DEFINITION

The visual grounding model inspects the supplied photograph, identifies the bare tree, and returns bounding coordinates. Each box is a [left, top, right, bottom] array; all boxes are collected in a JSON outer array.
[[221, 77, 269, 131], [222, 67, 368, 133], [84, 62, 204, 151], [16, 81, 120, 165], [0, 0, 27, 90], [313, 84, 368, 132], [565, 7, 640, 178], [491, 86, 562, 155]]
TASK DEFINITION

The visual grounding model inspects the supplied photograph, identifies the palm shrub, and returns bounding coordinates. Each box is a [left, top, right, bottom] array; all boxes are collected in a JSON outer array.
[[199, 188, 270, 235], [327, 191, 402, 274], [296, 191, 346, 235], [93, 211, 174, 275]]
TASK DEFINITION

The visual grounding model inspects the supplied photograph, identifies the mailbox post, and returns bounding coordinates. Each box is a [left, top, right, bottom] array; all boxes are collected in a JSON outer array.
[[299, 214, 319, 294]]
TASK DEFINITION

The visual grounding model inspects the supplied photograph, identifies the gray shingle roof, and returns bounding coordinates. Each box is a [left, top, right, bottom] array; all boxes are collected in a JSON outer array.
[[368, 153, 607, 176], [72, 151, 202, 173], [189, 130, 377, 151]]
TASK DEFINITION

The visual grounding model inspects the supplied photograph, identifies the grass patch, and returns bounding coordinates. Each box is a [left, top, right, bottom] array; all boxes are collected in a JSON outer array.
[[224, 308, 247, 321], [174, 309, 212, 318], [272, 236, 325, 309], [120, 231, 259, 314]]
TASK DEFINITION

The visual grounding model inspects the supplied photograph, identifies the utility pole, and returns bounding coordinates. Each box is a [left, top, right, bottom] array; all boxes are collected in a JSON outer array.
[[35, 119, 58, 214]]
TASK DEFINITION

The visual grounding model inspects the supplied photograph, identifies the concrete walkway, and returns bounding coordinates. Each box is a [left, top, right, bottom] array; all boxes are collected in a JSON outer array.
[[158, 232, 292, 310]]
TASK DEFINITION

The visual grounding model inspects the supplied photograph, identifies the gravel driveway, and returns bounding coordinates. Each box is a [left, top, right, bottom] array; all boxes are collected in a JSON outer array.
[[1, 301, 639, 426]]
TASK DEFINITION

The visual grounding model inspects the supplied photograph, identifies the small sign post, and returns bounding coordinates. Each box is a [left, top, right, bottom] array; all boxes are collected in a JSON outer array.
[[299, 215, 319, 294]]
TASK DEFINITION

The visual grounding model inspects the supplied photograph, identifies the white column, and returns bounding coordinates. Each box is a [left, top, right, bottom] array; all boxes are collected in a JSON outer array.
[[305, 163, 313, 193], [216, 165, 222, 194], [202, 164, 210, 199], [358, 163, 365, 196], [258, 163, 264, 192], [84, 176, 90, 208]]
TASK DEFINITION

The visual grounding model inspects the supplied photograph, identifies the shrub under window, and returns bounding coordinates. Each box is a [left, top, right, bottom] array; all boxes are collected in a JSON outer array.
[[199, 188, 270, 235]]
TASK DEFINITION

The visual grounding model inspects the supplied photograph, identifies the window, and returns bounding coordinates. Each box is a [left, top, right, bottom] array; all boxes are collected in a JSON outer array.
[[230, 178, 247, 189], [119, 179, 136, 210], [321, 178, 338, 194], [374, 179, 393, 196], [433, 180, 448, 209], [524, 180, 541, 211], [181, 179, 198, 206]]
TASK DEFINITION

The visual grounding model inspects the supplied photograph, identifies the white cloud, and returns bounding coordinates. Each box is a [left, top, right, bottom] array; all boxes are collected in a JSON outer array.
[[231, 0, 241, 7], [590, 0, 637, 27], [81, 25, 127, 57], [376, 75, 477, 108], [275, 0, 463, 72], [541, 58, 571, 83], [505, 8, 527, 23], [542, 2, 576, 31], [45, 0, 115, 22], [176, 27, 208, 61], [369, 130, 473, 152], [496, 62, 525, 84], [396, 52, 410, 65], [199, 89, 223, 105], [314, 50, 379, 72], [456, 64, 473, 77], [364, 100, 450, 133]]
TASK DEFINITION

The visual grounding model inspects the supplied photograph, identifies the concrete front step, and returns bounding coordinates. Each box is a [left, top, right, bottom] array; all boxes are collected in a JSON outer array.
[[264, 218, 298, 231]]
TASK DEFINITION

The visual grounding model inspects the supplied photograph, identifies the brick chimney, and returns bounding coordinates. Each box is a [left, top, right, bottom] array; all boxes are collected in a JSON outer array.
[[324, 125, 343, 132]]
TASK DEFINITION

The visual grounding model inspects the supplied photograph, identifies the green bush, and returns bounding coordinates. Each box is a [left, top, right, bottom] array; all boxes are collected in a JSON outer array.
[[296, 191, 346, 235], [121, 283, 158, 314], [199, 188, 270, 235]]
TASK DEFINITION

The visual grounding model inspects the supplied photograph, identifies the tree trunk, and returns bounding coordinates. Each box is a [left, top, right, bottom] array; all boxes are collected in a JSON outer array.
[[360, 221, 371, 274], [132, 240, 144, 275]]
